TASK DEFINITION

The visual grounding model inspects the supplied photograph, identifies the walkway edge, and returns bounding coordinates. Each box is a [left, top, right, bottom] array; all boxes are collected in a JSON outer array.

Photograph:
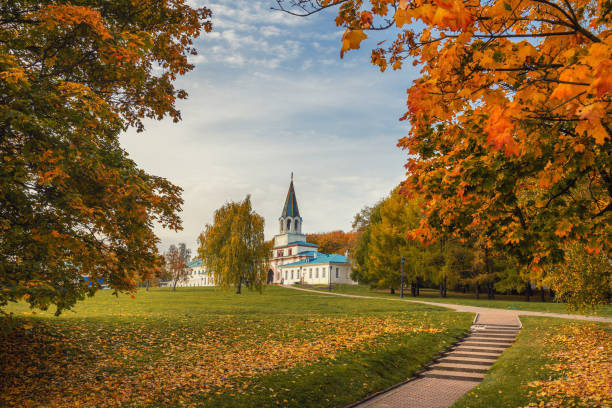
[[344, 331, 472, 408], [283, 285, 612, 323]]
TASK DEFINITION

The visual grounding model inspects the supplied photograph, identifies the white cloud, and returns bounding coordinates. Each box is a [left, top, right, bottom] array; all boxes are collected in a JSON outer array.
[[118, 0, 415, 252], [260, 25, 282, 37]]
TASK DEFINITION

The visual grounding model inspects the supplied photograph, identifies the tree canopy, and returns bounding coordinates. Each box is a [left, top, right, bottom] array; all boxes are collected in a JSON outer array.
[[198, 196, 270, 294], [306, 230, 357, 255], [276, 0, 611, 292], [1, 1, 212, 314]]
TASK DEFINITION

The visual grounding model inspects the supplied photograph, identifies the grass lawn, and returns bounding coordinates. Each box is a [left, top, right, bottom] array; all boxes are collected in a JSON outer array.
[[1, 286, 472, 408], [451, 316, 611, 408], [323, 284, 612, 317]]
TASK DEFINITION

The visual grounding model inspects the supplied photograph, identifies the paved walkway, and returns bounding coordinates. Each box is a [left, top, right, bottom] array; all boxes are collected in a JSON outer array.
[[284, 286, 611, 408], [285, 286, 612, 323], [354, 314, 521, 408]]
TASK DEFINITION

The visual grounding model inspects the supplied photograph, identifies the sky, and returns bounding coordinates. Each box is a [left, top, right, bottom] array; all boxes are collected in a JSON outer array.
[[119, 0, 420, 252]]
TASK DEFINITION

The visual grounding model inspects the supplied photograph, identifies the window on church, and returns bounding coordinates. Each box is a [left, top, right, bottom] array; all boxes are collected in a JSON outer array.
[[336, 268, 339, 278], [322, 269, 326, 278], [285, 271, 288, 280], [291, 270, 294, 279], [294, 219, 299, 231], [288, 249, 292, 256], [286, 219, 291, 231], [309, 269, 312, 278], [315, 268, 319, 278]]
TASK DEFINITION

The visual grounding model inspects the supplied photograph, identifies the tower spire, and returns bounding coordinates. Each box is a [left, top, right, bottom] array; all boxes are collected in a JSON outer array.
[[281, 174, 300, 218]]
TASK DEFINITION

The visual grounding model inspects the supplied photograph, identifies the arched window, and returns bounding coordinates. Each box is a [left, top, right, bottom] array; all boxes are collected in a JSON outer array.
[[280, 219, 284, 232], [286, 218, 292, 231], [294, 219, 299, 231]]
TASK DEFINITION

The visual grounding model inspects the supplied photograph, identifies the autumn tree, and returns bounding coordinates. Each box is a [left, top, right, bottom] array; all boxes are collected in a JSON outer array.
[[0, 1, 212, 315], [276, 0, 611, 307], [307, 230, 357, 255], [164, 243, 191, 291], [198, 196, 271, 294]]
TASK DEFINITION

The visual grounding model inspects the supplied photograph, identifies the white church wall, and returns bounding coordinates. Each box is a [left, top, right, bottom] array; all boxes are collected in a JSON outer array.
[[279, 262, 357, 285], [176, 265, 215, 287]]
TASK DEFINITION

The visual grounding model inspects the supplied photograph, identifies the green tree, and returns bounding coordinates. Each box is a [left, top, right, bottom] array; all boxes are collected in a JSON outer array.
[[350, 202, 382, 284], [198, 196, 270, 294], [546, 244, 612, 311], [1, 1, 211, 315], [367, 190, 424, 295]]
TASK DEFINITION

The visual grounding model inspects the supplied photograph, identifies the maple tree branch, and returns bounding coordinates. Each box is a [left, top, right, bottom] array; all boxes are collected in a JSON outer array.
[[513, 206, 528, 230], [272, 0, 348, 17], [594, 201, 612, 217], [540, 177, 578, 209], [530, 0, 601, 42], [535, 79, 589, 86], [478, 64, 564, 72], [476, 31, 578, 38]]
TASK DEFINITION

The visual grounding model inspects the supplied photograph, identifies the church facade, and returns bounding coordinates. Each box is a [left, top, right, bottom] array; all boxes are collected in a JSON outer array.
[[175, 259, 215, 287], [268, 175, 357, 286]]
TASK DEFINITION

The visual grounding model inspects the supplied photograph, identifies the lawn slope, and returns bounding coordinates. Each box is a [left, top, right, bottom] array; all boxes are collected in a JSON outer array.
[[1, 286, 472, 408]]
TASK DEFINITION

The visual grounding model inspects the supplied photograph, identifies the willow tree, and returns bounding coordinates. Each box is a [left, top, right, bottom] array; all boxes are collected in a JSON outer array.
[[198, 196, 270, 294]]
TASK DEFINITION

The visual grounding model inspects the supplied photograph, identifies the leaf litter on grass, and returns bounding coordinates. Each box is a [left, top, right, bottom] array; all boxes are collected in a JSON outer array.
[[0, 314, 445, 407]]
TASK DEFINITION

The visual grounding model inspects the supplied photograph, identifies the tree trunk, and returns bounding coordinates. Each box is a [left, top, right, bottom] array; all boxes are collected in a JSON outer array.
[[475, 283, 480, 299], [173, 279, 177, 291], [410, 281, 416, 297], [390, 287, 395, 295], [146, 280, 150, 291], [236, 278, 242, 294], [525, 282, 531, 301], [439, 281, 444, 297], [442, 276, 447, 298], [487, 282, 494, 300], [415, 278, 420, 296], [540, 287, 545, 302]]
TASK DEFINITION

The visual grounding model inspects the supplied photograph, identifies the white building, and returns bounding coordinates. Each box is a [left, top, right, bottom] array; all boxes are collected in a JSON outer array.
[[268, 175, 357, 286], [175, 259, 215, 287]]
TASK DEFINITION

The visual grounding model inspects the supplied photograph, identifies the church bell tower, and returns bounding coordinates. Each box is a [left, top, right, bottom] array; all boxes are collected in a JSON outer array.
[[274, 173, 305, 247]]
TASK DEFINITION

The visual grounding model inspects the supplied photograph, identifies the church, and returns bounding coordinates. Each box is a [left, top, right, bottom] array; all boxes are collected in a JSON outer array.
[[267, 175, 357, 286]]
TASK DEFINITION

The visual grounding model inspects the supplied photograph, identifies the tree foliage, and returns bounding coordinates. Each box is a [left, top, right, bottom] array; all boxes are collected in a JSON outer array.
[[351, 189, 538, 298], [0, 0, 212, 314], [198, 196, 270, 294], [277, 0, 611, 304], [367, 190, 424, 291], [546, 243, 612, 310], [306, 230, 357, 255], [350, 202, 383, 283]]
